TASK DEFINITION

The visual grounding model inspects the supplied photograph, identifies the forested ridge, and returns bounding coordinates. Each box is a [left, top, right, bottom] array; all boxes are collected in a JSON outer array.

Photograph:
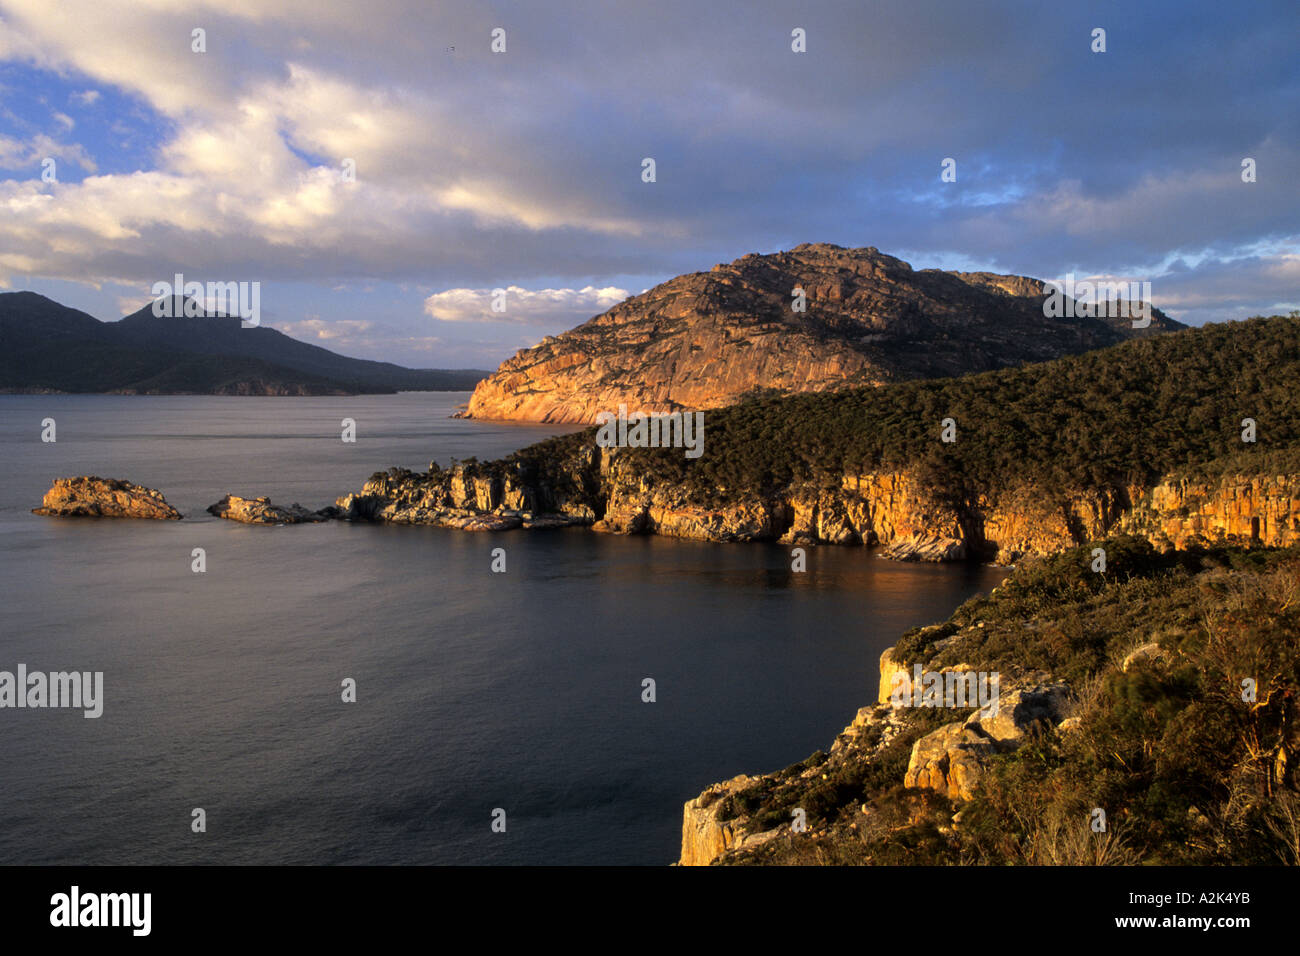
[[495, 314, 1300, 505]]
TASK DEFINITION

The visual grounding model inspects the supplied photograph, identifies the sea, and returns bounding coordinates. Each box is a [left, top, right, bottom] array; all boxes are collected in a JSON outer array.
[[0, 392, 1006, 864]]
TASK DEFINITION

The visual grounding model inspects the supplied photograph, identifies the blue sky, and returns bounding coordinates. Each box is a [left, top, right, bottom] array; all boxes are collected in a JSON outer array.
[[1, 0, 1296, 368]]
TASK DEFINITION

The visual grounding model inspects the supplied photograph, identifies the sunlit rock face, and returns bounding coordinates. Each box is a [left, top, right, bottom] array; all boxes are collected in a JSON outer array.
[[33, 477, 182, 520], [463, 243, 1180, 424]]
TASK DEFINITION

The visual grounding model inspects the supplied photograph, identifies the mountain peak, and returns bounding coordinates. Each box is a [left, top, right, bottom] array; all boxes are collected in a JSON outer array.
[[463, 245, 1184, 423]]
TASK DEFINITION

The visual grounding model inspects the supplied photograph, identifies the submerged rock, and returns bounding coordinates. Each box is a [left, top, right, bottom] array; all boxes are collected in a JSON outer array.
[[206, 494, 329, 524], [33, 476, 182, 520]]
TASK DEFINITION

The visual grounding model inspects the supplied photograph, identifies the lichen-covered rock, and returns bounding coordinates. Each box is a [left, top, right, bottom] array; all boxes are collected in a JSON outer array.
[[33, 476, 182, 520], [903, 723, 998, 801], [964, 682, 1071, 747], [206, 494, 328, 524], [901, 681, 1073, 801]]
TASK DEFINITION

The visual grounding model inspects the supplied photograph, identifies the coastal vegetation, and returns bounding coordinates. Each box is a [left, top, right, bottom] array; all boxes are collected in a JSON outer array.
[[624, 313, 1300, 506]]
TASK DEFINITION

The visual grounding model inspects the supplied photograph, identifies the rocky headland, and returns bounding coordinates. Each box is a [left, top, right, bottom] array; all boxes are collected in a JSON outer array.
[[461, 243, 1181, 424], [351, 314, 1300, 565], [676, 538, 1300, 865]]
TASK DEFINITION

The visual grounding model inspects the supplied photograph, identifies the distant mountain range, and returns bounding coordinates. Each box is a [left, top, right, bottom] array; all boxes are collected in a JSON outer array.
[[0, 292, 488, 394], [463, 244, 1186, 422]]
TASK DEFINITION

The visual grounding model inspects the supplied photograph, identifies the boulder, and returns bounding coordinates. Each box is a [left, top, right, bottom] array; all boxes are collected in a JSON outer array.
[[965, 682, 1071, 747], [903, 722, 998, 801], [905, 681, 1073, 802]]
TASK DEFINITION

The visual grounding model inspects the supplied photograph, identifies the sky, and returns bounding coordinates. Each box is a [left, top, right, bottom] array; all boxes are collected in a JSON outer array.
[[0, 0, 1296, 369]]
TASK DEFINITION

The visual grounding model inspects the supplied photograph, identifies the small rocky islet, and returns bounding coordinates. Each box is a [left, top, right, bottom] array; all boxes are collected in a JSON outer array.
[[32, 476, 182, 520], [33, 478, 331, 526]]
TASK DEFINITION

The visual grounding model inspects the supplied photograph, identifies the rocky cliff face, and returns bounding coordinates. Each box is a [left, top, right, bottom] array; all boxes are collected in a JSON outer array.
[[462, 244, 1180, 423], [33, 477, 182, 519], [1124, 474, 1300, 550], [679, 775, 766, 866], [337, 444, 1298, 569]]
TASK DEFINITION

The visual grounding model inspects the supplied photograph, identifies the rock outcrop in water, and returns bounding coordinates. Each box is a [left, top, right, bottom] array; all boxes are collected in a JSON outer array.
[[334, 452, 602, 532], [33, 476, 182, 520], [206, 495, 332, 524], [462, 244, 1180, 423]]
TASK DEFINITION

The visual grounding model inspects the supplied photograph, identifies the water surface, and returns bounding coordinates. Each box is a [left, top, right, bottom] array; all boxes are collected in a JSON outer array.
[[0, 393, 1006, 864]]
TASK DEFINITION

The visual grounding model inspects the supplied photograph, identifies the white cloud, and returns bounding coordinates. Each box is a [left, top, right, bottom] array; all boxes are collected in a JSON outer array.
[[114, 293, 155, 315], [272, 316, 373, 340], [0, 27, 660, 286], [0, 133, 96, 171], [1149, 252, 1300, 314], [423, 285, 629, 324], [0, 0, 1294, 356]]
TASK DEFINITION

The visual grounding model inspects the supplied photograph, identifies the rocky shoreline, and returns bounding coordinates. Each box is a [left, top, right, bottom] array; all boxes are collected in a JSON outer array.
[[34, 458, 1300, 566], [678, 652, 1077, 865], [325, 447, 1300, 564], [205, 494, 334, 524], [33, 479, 336, 526]]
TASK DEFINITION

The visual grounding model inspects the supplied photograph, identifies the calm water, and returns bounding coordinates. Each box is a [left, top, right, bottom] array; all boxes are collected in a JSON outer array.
[[0, 393, 1006, 864]]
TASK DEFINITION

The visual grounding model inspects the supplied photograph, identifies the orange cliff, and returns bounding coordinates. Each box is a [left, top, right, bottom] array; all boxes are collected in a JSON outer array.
[[334, 450, 1300, 563]]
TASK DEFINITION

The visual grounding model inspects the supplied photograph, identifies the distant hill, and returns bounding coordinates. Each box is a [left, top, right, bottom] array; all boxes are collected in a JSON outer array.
[[463, 243, 1186, 422], [0, 291, 488, 395]]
